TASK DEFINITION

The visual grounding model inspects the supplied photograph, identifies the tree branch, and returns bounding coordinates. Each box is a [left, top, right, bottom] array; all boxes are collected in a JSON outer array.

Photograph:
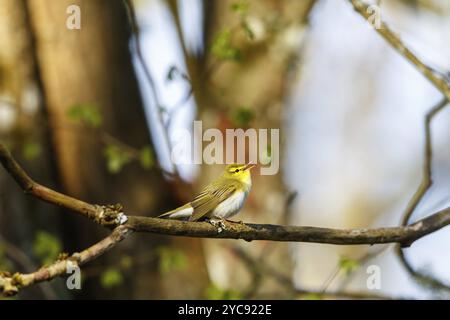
[[400, 98, 449, 225], [0, 144, 127, 228], [2, 138, 450, 295], [2, 141, 450, 245], [396, 98, 450, 292], [346, 0, 450, 295], [125, 210, 450, 245], [231, 246, 400, 300], [348, 0, 450, 101], [0, 234, 57, 299], [0, 226, 132, 296]]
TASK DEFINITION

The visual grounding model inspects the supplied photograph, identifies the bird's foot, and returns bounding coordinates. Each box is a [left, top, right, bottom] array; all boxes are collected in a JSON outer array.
[[209, 218, 227, 233]]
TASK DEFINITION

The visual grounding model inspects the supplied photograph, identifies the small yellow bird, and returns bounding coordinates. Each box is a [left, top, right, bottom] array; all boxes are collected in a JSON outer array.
[[158, 163, 255, 222]]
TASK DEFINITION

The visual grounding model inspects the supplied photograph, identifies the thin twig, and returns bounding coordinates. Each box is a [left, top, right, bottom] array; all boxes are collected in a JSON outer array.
[[232, 246, 400, 300], [0, 234, 57, 299], [316, 246, 389, 294], [0, 226, 132, 296], [396, 98, 450, 293], [401, 98, 448, 225], [123, 0, 179, 178], [348, 0, 450, 101], [337, 245, 390, 291]]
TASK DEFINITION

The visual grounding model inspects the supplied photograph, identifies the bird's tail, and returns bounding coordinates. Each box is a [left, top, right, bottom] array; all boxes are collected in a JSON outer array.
[[157, 203, 193, 220]]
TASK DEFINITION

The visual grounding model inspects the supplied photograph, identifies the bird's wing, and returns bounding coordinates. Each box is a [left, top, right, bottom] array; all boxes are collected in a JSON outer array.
[[189, 179, 240, 221], [157, 203, 193, 219]]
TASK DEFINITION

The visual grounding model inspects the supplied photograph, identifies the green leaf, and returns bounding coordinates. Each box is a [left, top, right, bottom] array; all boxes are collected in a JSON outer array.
[[301, 293, 323, 300], [67, 103, 102, 128], [156, 247, 187, 274], [211, 29, 241, 61], [33, 231, 62, 265], [100, 267, 123, 289], [22, 142, 42, 160], [119, 255, 133, 270], [103, 144, 132, 174], [139, 146, 154, 169], [230, 1, 248, 14], [231, 106, 254, 126], [339, 256, 360, 276], [205, 283, 242, 300]]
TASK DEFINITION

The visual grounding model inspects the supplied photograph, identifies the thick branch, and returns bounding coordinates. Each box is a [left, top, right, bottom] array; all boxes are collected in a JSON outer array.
[[125, 208, 450, 245], [2, 142, 450, 247], [2, 141, 450, 296], [0, 144, 127, 227]]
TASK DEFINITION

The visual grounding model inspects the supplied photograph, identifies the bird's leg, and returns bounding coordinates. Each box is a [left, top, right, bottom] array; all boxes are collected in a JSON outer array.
[[208, 217, 227, 233]]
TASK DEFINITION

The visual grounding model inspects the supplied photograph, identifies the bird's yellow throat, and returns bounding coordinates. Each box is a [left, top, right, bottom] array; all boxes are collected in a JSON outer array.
[[221, 163, 255, 187]]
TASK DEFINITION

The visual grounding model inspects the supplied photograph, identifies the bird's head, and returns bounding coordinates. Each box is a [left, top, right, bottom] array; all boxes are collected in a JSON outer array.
[[222, 163, 256, 183]]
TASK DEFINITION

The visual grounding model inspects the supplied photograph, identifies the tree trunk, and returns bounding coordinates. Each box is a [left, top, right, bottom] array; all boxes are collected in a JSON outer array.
[[0, 0, 64, 299], [26, 0, 208, 298]]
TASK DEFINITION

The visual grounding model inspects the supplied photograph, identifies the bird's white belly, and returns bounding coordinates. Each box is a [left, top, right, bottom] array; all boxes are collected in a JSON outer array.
[[168, 206, 193, 219], [212, 191, 248, 219]]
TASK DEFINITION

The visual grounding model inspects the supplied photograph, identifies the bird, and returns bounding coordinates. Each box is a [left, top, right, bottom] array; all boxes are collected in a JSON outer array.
[[158, 163, 255, 222]]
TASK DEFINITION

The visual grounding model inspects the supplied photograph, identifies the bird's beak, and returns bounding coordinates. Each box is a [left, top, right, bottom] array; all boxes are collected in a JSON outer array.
[[244, 163, 256, 171]]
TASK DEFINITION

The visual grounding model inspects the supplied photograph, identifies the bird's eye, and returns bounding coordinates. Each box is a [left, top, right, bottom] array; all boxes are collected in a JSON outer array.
[[234, 169, 240, 173]]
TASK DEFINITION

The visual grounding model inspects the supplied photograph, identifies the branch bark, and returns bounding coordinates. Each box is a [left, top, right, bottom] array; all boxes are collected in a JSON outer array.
[[126, 210, 450, 245], [2, 141, 450, 246], [0, 143, 127, 228]]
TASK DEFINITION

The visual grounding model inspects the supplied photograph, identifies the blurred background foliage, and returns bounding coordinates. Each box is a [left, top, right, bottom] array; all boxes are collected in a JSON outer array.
[[0, 0, 450, 299]]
